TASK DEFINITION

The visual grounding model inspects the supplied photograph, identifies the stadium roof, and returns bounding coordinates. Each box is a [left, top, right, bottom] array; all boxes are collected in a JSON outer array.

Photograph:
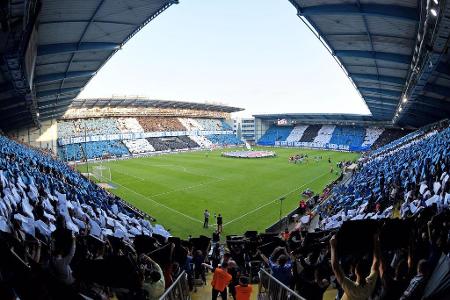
[[2, 0, 450, 131], [288, 0, 450, 127], [70, 98, 244, 113], [0, 0, 178, 130]]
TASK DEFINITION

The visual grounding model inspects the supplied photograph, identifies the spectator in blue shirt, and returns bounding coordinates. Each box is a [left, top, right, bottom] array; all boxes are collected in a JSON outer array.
[[260, 246, 293, 287]]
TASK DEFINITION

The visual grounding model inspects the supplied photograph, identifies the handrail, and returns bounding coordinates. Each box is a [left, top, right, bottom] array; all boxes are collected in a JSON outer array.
[[159, 271, 190, 300], [258, 268, 306, 300]]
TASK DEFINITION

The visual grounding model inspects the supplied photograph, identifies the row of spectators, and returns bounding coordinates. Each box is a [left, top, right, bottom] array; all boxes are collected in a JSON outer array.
[[145, 137, 199, 152], [58, 134, 240, 161], [58, 118, 121, 138], [58, 117, 233, 138], [136, 117, 185, 133], [258, 124, 411, 151]]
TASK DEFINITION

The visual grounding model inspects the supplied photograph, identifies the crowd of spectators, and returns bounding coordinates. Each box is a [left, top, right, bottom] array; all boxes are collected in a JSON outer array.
[[329, 126, 366, 148], [206, 134, 243, 146], [0, 134, 192, 299], [193, 119, 225, 131], [370, 129, 412, 151], [145, 136, 199, 152], [136, 117, 185, 132], [258, 125, 410, 151], [59, 141, 130, 161], [58, 119, 121, 138], [122, 139, 155, 155], [188, 135, 213, 148], [117, 118, 144, 133], [318, 121, 450, 230], [58, 132, 239, 161], [57, 115, 238, 161]]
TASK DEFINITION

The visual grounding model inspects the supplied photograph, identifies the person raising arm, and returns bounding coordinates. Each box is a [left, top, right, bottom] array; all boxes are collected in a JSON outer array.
[[330, 233, 380, 300]]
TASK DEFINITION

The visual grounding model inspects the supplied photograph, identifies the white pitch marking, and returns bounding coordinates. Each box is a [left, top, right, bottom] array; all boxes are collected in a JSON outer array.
[[108, 178, 204, 224], [222, 172, 331, 227], [110, 167, 145, 182]]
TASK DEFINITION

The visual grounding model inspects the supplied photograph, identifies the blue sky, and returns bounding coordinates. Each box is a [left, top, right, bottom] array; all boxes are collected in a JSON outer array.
[[79, 0, 370, 117]]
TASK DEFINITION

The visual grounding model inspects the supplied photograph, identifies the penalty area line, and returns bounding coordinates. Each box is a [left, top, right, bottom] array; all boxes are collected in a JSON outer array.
[[222, 172, 331, 228]]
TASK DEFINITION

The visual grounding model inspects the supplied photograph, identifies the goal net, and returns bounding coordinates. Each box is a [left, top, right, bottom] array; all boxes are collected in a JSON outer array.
[[92, 165, 111, 182]]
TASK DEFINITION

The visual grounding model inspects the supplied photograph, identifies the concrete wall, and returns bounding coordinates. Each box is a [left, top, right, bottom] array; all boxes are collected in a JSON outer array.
[[8, 120, 58, 153]]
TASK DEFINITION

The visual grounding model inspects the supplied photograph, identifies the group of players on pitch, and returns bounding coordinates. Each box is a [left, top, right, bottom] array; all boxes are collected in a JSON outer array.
[[203, 209, 223, 232]]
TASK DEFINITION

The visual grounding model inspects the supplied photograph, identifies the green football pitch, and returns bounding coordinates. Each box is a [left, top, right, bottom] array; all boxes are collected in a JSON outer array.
[[77, 148, 359, 238]]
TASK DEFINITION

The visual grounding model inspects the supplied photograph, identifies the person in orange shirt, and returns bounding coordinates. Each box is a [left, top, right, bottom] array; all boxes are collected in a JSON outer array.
[[235, 276, 253, 300], [211, 261, 232, 300]]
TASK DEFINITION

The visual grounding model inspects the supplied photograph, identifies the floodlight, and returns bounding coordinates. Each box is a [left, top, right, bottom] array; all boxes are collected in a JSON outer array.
[[431, 8, 438, 17]]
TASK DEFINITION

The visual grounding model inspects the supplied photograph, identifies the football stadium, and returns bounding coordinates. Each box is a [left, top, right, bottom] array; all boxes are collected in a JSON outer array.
[[1, 1, 450, 300]]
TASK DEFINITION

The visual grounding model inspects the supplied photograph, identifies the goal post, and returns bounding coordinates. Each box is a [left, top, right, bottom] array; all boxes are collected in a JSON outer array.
[[92, 165, 111, 182]]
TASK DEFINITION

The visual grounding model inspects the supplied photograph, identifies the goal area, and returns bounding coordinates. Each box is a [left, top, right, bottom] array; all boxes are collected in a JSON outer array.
[[92, 165, 111, 182]]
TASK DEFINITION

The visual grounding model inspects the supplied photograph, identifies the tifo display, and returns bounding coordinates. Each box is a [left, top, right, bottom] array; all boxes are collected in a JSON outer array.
[[221, 150, 276, 159], [57, 116, 242, 161]]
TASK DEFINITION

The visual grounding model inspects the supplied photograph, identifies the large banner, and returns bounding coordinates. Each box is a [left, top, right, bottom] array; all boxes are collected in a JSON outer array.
[[270, 141, 370, 152]]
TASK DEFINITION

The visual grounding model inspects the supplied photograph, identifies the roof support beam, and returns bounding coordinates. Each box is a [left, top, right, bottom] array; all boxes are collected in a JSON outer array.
[[351, 73, 405, 85], [435, 62, 450, 76], [39, 109, 67, 119], [1, 110, 32, 121], [37, 42, 120, 56], [0, 102, 27, 111], [360, 87, 402, 97], [414, 98, 450, 113], [298, 3, 418, 22], [36, 87, 81, 98], [38, 99, 73, 109], [423, 83, 450, 97], [368, 105, 395, 111], [40, 20, 137, 26], [36, 59, 102, 67], [35, 71, 95, 84], [335, 50, 411, 64], [365, 100, 397, 107], [364, 96, 398, 104], [39, 106, 67, 114], [37, 96, 74, 107]]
